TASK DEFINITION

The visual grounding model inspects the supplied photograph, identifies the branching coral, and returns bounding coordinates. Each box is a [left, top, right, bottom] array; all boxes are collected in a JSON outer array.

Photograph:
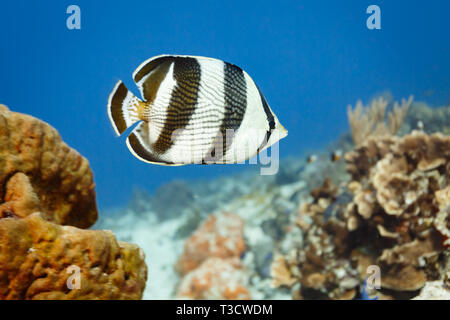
[[347, 96, 413, 146], [346, 132, 449, 294], [274, 130, 449, 299], [270, 253, 297, 288], [272, 179, 359, 299]]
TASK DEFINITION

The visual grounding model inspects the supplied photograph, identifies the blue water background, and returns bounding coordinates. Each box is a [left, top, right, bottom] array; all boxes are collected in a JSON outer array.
[[1, 0, 449, 209]]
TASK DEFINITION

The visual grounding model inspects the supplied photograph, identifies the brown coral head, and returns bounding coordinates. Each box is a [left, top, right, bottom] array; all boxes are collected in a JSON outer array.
[[0, 106, 98, 228]]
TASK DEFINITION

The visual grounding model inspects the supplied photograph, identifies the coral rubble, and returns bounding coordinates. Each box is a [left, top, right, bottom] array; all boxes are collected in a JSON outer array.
[[272, 130, 449, 299], [0, 105, 147, 300]]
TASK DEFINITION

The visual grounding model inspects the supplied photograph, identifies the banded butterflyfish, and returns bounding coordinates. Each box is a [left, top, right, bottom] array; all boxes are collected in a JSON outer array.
[[107, 55, 287, 165]]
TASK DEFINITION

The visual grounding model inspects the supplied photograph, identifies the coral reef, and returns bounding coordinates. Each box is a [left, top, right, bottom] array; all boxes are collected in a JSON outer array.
[[176, 212, 246, 275], [98, 97, 449, 300], [413, 280, 450, 300], [272, 130, 449, 299], [0, 105, 97, 228], [0, 213, 146, 299], [175, 212, 250, 299], [270, 254, 297, 288], [274, 179, 361, 300], [401, 102, 450, 135], [0, 105, 147, 300], [177, 257, 251, 300], [96, 209, 185, 299], [347, 96, 412, 146]]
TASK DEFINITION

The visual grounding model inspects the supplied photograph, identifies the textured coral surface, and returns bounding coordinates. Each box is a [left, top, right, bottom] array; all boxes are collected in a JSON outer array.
[[0, 106, 147, 300], [0, 105, 97, 228], [0, 213, 147, 299], [273, 131, 449, 299]]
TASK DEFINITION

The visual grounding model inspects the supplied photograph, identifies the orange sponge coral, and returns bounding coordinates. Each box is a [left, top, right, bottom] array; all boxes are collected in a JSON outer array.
[[176, 212, 246, 275], [177, 257, 250, 300]]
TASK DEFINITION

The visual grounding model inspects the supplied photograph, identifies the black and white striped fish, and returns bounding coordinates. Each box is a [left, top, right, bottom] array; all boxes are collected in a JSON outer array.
[[107, 55, 287, 165]]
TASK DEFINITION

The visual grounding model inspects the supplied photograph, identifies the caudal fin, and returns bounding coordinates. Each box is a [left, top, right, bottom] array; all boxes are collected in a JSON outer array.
[[107, 80, 144, 136]]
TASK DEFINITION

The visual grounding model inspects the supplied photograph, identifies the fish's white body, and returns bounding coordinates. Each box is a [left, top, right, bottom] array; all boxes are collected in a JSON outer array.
[[108, 55, 287, 165]]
